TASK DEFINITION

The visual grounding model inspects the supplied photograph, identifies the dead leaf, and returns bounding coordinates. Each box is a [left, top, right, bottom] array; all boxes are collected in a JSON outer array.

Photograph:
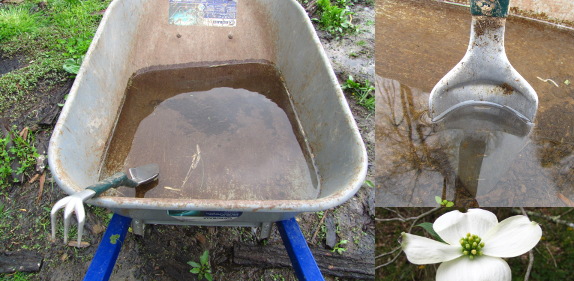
[[558, 193, 574, 207], [28, 173, 40, 183], [91, 224, 105, 235], [18, 127, 28, 139], [37, 171, 46, 203], [68, 241, 91, 248]]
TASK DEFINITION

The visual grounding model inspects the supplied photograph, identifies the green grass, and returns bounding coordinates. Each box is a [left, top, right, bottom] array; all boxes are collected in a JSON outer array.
[[0, 0, 111, 120], [0, 3, 43, 41], [0, 271, 35, 281], [342, 75, 375, 111]]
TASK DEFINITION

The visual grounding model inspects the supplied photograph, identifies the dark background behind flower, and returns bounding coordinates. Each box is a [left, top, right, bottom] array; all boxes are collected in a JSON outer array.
[[376, 208, 574, 281]]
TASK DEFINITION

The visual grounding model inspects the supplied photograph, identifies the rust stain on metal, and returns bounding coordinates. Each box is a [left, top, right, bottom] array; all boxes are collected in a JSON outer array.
[[474, 16, 505, 37], [499, 82, 514, 95]]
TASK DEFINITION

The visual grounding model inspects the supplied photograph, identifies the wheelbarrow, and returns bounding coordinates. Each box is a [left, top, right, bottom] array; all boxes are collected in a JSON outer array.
[[48, 0, 366, 279]]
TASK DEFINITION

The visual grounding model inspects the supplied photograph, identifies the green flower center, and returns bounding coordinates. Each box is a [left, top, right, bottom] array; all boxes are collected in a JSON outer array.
[[459, 233, 485, 260]]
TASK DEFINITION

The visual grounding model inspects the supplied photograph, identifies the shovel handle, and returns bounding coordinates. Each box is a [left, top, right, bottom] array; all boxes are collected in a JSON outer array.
[[86, 172, 137, 196], [471, 0, 509, 17]]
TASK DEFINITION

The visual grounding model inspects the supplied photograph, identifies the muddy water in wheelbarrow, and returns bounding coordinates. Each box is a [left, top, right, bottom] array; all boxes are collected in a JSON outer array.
[[102, 62, 320, 201], [375, 0, 574, 207]]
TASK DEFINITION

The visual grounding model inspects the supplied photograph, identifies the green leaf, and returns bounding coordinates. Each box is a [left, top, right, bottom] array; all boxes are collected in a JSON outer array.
[[190, 267, 200, 274], [63, 58, 80, 74], [435, 196, 442, 205], [109, 234, 120, 244], [364, 180, 374, 187], [416, 222, 446, 243], [205, 273, 213, 281], [445, 201, 454, 207], [565, 79, 571, 86], [187, 261, 201, 268], [200, 250, 209, 265]]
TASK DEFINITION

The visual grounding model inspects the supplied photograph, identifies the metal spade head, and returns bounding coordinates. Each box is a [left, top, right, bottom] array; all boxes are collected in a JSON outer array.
[[429, 0, 538, 123], [128, 163, 160, 185]]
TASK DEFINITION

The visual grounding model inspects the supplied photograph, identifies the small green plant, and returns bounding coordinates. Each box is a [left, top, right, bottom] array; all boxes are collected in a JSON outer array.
[[332, 239, 348, 254], [435, 196, 454, 207], [188, 250, 213, 281], [63, 58, 82, 75], [364, 180, 374, 187], [342, 75, 375, 111], [0, 127, 39, 189], [313, 0, 357, 38]]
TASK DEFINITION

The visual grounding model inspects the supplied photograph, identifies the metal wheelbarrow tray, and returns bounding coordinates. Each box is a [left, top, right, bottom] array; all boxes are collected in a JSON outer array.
[[48, 0, 367, 229]]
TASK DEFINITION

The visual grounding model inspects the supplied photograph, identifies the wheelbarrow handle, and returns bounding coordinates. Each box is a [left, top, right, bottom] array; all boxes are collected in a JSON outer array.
[[470, 0, 509, 17], [86, 172, 137, 197]]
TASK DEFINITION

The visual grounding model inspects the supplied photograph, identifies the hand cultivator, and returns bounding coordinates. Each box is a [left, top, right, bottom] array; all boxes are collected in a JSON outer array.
[[50, 164, 159, 246]]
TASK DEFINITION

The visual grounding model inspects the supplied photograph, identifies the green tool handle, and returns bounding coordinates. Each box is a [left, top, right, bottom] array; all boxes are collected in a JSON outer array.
[[471, 0, 509, 17], [86, 172, 137, 196]]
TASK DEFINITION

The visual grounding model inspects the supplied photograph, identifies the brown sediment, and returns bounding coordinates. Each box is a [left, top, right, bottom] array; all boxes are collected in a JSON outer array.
[[473, 16, 505, 37], [499, 82, 513, 95]]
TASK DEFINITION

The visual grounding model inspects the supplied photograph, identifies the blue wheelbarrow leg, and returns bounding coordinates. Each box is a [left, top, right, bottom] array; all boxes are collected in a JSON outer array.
[[83, 214, 132, 281], [277, 218, 324, 281]]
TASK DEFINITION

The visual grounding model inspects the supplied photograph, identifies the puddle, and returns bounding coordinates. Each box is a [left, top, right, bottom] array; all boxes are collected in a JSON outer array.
[[376, 0, 574, 207], [101, 61, 319, 200]]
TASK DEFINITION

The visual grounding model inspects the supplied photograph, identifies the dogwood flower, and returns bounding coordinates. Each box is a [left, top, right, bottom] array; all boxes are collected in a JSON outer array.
[[401, 209, 542, 281]]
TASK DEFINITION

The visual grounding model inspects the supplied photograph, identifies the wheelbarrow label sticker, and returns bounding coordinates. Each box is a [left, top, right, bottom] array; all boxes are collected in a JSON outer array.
[[168, 210, 242, 221], [168, 0, 237, 27]]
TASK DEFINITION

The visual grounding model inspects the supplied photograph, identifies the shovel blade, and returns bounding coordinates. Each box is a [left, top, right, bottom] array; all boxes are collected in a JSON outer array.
[[128, 163, 160, 185]]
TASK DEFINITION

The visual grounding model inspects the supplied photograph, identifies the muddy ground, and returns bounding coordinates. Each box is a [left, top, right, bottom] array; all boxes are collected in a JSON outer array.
[[0, 1, 375, 281]]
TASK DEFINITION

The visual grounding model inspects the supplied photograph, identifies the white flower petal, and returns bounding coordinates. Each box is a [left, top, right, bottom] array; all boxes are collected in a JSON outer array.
[[437, 256, 511, 281], [434, 209, 498, 245], [401, 233, 462, 264], [483, 215, 542, 258]]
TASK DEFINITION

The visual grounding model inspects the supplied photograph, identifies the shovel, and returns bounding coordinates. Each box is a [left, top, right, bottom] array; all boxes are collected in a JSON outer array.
[[429, 0, 537, 205], [429, 0, 538, 122], [50, 163, 159, 246]]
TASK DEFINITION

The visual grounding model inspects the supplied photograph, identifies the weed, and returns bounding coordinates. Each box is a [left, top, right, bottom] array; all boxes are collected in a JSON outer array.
[[313, 0, 357, 38], [0, 127, 39, 189], [356, 40, 366, 46], [332, 239, 348, 254], [342, 75, 375, 111], [188, 250, 213, 281]]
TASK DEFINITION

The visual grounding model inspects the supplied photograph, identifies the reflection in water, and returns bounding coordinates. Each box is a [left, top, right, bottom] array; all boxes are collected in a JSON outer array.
[[375, 76, 574, 207], [433, 101, 534, 207]]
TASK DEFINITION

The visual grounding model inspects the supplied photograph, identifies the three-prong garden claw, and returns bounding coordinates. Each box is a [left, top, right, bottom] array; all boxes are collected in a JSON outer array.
[[49, 164, 159, 246], [50, 189, 96, 246]]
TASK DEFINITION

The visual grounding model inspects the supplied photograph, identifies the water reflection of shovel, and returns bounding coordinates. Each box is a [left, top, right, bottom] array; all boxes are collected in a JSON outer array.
[[433, 102, 533, 203], [429, 0, 538, 205], [50, 164, 159, 246]]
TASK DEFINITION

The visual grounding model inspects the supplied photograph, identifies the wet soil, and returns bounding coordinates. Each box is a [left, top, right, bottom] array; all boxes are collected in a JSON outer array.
[[0, 1, 375, 280], [375, 0, 574, 207], [102, 62, 318, 201], [0, 52, 24, 77]]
